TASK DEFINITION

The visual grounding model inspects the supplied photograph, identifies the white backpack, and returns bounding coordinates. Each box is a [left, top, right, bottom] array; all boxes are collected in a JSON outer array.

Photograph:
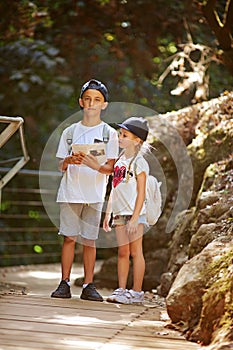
[[132, 158, 162, 226], [145, 175, 162, 225]]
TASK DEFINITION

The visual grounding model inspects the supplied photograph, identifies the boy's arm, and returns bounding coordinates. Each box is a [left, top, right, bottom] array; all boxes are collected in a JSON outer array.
[[58, 155, 83, 172]]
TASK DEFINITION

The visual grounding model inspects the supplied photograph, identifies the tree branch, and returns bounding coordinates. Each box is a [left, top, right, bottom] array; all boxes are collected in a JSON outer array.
[[202, 0, 232, 50]]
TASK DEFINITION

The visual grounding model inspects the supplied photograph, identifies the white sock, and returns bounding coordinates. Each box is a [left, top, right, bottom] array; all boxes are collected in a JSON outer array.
[[83, 283, 88, 289]]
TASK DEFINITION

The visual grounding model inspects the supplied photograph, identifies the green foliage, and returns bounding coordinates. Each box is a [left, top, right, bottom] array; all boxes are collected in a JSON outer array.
[[0, 0, 232, 170]]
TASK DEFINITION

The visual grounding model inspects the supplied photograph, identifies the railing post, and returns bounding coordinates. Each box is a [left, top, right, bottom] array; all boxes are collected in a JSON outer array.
[[0, 116, 29, 205]]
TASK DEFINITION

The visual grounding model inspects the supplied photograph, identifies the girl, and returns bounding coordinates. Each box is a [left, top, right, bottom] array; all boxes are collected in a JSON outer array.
[[103, 116, 150, 304]]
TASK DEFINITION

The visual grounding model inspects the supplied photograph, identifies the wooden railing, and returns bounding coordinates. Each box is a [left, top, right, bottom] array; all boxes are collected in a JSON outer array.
[[0, 116, 30, 204]]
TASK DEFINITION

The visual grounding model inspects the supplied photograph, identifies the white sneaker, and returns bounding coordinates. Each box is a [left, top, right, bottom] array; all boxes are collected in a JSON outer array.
[[107, 288, 127, 303], [129, 289, 144, 304], [114, 289, 144, 304]]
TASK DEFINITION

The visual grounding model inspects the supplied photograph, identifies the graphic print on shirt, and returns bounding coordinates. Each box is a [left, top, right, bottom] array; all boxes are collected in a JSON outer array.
[[113, 165, 134, 188], [113, 165, 126, 188]]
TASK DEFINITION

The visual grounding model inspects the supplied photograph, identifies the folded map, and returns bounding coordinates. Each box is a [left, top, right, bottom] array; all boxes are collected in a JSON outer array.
[[72, 143, 107, 164]]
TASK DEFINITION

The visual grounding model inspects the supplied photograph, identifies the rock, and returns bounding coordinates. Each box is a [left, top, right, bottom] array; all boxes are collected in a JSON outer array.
[[197, 191, 220, 209], [160, 208, 195, 284], [157, 272, 173, 297], [166, 240, 231, 322], [190, 247, 233, 346], [189, 223, 217, 256]]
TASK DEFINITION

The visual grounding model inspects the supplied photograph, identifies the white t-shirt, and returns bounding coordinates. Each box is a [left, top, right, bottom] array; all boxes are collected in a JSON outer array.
[[56, 121, 119, 203], [112, 155, 149, 216]]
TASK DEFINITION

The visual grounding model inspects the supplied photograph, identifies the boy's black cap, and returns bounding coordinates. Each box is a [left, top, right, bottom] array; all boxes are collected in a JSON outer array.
[[117, 117, 149, 141], [80, 79, 108, 101]]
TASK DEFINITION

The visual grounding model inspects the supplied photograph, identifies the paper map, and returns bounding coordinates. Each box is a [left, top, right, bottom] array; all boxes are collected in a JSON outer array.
[[72, 143, 107, 164]]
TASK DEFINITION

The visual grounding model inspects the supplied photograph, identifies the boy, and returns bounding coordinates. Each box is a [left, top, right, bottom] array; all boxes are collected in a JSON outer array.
[[51, 79, 119, 301]]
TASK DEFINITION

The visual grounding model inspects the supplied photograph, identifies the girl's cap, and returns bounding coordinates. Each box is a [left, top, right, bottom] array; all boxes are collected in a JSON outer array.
[[80, 79, 108, 101], [117, 117, 149, 141]]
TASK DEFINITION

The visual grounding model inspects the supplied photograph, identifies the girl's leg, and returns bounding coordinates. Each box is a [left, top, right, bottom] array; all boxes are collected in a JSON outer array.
[[130, 224, 145, 292], [115, 225, 130, 289]]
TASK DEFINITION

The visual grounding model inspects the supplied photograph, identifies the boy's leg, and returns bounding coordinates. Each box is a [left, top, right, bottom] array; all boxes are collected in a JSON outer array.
[[51, 235, 76, 298], [82, 239, 96, 284], [61, 236, 76, 280], [80, 240, 103, 301], [78, 203, 103, 301]]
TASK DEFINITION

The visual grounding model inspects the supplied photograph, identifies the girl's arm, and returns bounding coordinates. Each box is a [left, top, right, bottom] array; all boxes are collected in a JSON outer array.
[[76, 152, 115, 175], [127, 171, 146, 234], [59, 153, 115, 175], [103, 190, 113, 232]]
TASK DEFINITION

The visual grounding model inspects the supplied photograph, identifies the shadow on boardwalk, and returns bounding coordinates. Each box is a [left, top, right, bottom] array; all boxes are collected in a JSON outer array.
[[0, 264, 202, 350]]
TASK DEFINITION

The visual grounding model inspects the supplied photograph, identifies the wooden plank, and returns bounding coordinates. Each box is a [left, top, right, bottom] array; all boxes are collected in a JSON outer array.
[[0, 319, 119, 337], [0, 295, 145, 313], [100, 338, 201, 350], [0, 338, 102, 350], [0, 330, 107, 344], [0, 311, 135, 327]]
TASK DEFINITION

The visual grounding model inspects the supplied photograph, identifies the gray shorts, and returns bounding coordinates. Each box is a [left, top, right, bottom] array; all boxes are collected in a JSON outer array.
[[59, 202, 103, 240]]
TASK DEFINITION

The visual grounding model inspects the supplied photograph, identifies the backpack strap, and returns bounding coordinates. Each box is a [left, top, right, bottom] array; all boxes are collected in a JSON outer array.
[[66, 124, 76, 154], [126, 155, 139, 183], [66, 122, 110, 153], [102, 123, 110, 143]]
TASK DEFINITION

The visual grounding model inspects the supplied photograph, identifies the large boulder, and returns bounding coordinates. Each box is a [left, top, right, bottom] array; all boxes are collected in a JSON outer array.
[[166, 239, 232, 329]]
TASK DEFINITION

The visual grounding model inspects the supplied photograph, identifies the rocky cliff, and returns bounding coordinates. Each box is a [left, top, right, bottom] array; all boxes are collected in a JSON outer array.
[[77, 91, 233, 349]]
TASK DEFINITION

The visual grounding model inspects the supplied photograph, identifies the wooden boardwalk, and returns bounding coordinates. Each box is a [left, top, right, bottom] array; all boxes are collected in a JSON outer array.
[[0, 264, 201, 350]]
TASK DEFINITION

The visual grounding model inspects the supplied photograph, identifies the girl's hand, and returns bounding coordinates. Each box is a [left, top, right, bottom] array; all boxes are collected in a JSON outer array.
[[103, 215, 111, 232], [78, 153, 101, 171], [127, 218, 138, 234]]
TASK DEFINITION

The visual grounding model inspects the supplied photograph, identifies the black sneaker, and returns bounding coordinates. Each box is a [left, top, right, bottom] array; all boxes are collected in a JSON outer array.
[[51, 280, 71, 298], [80, 283, 103, 302]]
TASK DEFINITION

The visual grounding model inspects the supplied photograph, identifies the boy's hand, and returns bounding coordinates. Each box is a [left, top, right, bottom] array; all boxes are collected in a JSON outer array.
[[60, 154, 83, 171], [67, 155, 82, 164], [71, 151, 86, 164]]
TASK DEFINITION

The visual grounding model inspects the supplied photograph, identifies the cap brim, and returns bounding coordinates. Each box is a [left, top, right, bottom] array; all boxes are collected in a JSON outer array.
[[116, 123, 130, 131]]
